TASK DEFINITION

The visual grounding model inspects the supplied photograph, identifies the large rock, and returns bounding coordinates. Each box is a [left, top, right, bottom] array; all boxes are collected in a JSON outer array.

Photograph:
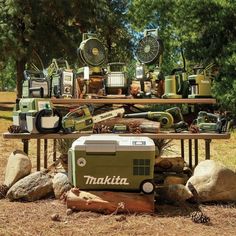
[[4, 150, 32, 187], [186, 160, 236, 202], [52, 172, 71, 199], [156, 184, 193, 203], [6, 171, 53, 201]]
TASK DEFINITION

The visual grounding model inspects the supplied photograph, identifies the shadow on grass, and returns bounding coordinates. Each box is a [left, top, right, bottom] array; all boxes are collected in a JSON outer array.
[[0, 116, 12, 121], [0, 106, 13, 111]]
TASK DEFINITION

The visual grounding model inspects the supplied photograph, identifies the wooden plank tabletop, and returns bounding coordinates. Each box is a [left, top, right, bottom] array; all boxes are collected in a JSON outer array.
[[2, 132, 230, 140], [51, 98, 217, 105]]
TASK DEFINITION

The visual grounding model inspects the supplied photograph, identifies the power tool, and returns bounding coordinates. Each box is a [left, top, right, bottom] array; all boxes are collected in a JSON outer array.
[[47, 58, 74, 98], [105, 62, 128, 95], [13, 98, 61, 133], [162, 49, 189, 99], [62, 106, 125, 133], [194, 111, 228, 133], [134, 29, 164, 98], [188, 63, 215, 98], [76, 33, 106, 98], [22, 70, 51, 98], [124, 111, 174, 128], [165, 107, 189, 132]]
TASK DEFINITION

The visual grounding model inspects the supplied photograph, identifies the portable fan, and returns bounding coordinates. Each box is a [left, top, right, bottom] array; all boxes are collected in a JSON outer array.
[[78, 33, 106, 67], [136, 33, 164, 64]]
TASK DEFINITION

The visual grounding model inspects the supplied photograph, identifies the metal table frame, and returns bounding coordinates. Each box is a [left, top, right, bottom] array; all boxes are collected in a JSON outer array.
[[2, 132, 230, 171]]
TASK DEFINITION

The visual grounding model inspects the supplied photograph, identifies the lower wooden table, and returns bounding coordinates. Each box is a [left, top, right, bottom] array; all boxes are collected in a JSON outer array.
[[2, 132, 230, 171]]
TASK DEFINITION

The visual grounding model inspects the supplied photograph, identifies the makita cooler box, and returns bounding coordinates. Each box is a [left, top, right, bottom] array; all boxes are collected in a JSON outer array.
[[68, 135, 156, 194]]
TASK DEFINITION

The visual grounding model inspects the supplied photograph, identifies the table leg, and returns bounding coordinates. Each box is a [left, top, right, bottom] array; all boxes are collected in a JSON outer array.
[[44, 139, 48, 169], [205, 139, 211, 160], [181, 140, 185, 160], [188, 139, 192, 169], [53, 139, 57, 162], [194, 139, 198, 167], [22, 139, 29, 155], [37, 139, 41, 171]]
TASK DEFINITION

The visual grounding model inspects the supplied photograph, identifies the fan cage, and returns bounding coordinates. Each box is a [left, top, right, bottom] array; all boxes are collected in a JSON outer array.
[[136, 35, 163, 64], [79, 38, 106, 67]]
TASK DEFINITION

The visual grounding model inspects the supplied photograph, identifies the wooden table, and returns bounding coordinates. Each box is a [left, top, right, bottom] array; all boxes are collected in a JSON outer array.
[[3, 97, 222, 170], [51, 98, 217, 105], [2, 132, 230, 171]]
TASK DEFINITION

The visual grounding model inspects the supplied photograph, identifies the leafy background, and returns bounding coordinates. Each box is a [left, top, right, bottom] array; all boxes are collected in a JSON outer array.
[[0, 0, 235, 114]]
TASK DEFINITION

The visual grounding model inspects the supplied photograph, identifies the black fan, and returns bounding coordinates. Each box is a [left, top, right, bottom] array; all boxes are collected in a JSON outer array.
[[78, 37, 106, 67], [136, 35, 164, 64]]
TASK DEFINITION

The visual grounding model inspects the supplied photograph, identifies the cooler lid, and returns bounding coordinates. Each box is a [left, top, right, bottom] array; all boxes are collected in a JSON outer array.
[[71, 134, 155, 152]]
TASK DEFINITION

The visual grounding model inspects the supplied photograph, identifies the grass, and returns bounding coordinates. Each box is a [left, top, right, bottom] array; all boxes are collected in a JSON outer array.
[[0, 92, 15, 120], [0, 92, 235, 236], [0, 91, 16, 102]]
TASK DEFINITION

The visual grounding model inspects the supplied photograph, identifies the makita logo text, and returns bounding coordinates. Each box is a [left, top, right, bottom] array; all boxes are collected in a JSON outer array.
[[99, 113, 113, 119], [201, 80, 210, 84], [84, 175, 130, 185]]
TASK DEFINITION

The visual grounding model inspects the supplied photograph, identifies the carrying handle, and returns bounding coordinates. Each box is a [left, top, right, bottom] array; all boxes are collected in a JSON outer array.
[[29, 87, 44, 98]]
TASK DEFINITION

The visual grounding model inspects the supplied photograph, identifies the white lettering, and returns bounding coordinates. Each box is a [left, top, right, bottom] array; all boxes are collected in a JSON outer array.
[[103, 176, 111, 184], [201, 80, 210, 84], [111, 176, 116, 184], [83, 175, 130, 185], [120, 178, 129, 185], [85, 175, 97, 185]]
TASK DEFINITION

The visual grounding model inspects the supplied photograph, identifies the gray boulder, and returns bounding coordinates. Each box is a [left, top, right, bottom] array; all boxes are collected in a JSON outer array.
[[52, 172, 71, 199], [4, 150, 32, 187], [6, 171, 53, 201], [186, 160, 236, 202]]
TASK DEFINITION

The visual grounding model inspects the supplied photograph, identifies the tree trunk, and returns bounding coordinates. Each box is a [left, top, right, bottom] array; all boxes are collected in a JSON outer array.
[[66, 188, 154, 214], [16, 59, 26, 98]]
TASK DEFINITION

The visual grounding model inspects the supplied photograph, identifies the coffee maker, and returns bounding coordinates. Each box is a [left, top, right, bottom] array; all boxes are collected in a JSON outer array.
[[188, 63, 214, 98]]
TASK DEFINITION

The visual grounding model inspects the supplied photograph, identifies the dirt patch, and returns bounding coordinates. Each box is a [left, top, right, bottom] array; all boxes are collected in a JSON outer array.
[[0, 121, 236, 235], [0, 198, 235, 236]]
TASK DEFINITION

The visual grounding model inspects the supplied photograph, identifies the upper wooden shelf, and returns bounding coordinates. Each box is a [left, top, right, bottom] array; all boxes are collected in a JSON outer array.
[[51, 98, 217, 105]]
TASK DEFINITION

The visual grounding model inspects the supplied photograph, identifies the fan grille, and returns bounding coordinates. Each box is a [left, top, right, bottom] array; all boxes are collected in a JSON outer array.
[[136, 35, 163, 64], [79, 38, 106, 66]]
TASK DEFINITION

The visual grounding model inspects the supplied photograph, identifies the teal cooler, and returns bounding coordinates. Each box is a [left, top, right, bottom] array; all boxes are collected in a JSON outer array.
[[68, 135, 156, 194]]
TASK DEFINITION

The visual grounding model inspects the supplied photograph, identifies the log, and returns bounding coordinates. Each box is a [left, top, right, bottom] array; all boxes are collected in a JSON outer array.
[[94, 117, 160, 133], [154, 156, 185, 173], [66, 188, 154, 214]]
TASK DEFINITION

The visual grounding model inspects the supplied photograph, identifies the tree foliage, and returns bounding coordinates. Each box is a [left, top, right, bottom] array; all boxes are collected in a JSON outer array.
[[129, 0, 236, 114], [0, 0, 133, 96], [0, 0, 235, 115]]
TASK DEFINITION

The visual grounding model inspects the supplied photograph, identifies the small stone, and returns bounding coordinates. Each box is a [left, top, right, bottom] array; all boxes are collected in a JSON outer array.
[[0, 184, 9, 199], [51, 213, 60, 221], [66, 208, 73, 216], [115, 215, 127, 222]]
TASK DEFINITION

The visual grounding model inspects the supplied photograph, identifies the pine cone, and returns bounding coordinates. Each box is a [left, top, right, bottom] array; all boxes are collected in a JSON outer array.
[[128, 122, 142, 134], [93, 124, 112, 134], [8, 125, 22, 133], [190, 211, 210, 224], [0, 184, 9, 199], [189, 124, 200, 133]]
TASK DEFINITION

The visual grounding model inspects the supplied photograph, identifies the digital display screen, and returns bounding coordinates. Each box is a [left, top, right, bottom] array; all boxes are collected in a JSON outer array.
[[64, 75, 72, 82], [132, 141, 146, 146]]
